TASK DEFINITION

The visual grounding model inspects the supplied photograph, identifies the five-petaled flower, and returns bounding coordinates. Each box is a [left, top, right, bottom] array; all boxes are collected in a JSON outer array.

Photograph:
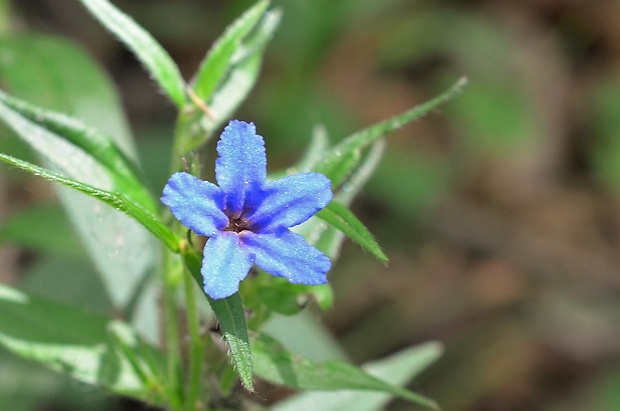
[[161, 120, 333, 299]]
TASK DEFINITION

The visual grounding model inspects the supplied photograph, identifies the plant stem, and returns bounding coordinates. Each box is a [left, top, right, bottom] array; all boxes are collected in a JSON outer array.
[[168, 105, 211, 410], [170, 107, 201, 174], [163, 249, 184, 410], [183, 268, 207, 410]]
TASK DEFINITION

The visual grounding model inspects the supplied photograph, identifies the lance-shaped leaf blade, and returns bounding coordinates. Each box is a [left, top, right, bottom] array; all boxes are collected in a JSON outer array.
[[273, 341, 443, 411], [313, 141, 385, 263], [252, 333, 439, 410], [194, 9, 282, 146], [0, 283, 166, 405], [316, 201, 387, 264], [0, 90, 155, 212], [314, 77, 468, 187], [0, 34, 133, 147], [0, 34, 160, 344], [0, 153, 180, 253], [191, 0, 270, 102], [77, 0, 186, 107], [182, 249, 254, 391]]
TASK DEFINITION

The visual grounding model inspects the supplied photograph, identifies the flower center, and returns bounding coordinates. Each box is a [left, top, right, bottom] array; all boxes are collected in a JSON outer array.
[[224, 216, 253, 233]]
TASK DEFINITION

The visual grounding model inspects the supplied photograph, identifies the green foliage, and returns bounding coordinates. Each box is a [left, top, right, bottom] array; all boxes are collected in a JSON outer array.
[[200, 6, 281, 135], [182, 246, 254, 391], [208, 295, 254, 391], [0, 1, 471, 409], [0, 34, 132, 142], [273, 341, 443, 411], [0, 33, 160, 344], [191, 0, 269, 102], [313, 77, 468, 187], [316, 201, 387, 263], [0, 91, 153, 212], [77, 0, 186, 107], [0, 283, 166, 404], [177, 3, 282, 153], [0, 154, 179, 253], [252, 333, 440, 410], [0, 204, 82, 257]]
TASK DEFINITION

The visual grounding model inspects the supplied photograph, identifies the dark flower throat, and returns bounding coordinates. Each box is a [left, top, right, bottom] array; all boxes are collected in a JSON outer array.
[[225, 215, 253, 233]]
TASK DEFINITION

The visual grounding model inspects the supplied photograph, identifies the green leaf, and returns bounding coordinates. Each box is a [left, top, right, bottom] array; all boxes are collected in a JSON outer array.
[[295, 124, 331, 173], [0, 283, 166, 405], [316, 201, 387, 263], [334, 140, 385, 206], [314, 77, 468, 186], [262, 311, 348, 362], [269, 124, 332, 182], [0, 153, 180, 253], [256, 278, 306, 316], [181, 250, 254, 391], [191, 0, 269, 102], [325, 150, 361, 190], [197, 8, 281, 141], [0, 90, 154, 212], [0, 203, 83, 258], [313, 142, 385, 262], [0, 344, 114, 411], [294, 140, 385, 265], [0, 34, 132, 145], [0, 34, 160, 344], [0, 347, 71, 411], [252, 274, 332, 316], [273, 341, 443, 411], [77, 0, 186, 107], [21, 255, 111, 315], [252, 333, 439, 410], [207, 295, 254, 391]]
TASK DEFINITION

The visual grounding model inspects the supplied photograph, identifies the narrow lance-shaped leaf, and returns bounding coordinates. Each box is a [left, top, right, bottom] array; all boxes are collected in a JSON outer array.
[[208, 295, 254, 391], [191, 0, 270, 102], [295, 124, 331, 173], [335, 140, 386, 206], [316, 201, 387, 263], [0, 34, 134, 147], [197, 9, 281, 141], [252, 333, 439, 410], [77, 0, 186, 107], [325, 150, 360, 189], [0, 283, 166, 405], [313, 140, 386, 261], [182, 249, 254, 391], [0, 90, 155, 212], [0, 153, 180, 253], [315, 77, 468, 186], [273, 341, 443, 411], [0, 34, 160, 344]]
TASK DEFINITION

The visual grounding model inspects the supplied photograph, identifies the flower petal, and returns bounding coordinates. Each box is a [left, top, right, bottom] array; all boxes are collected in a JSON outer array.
[[202, 232, 254, 299], [161, 172, 227, 236], [248, 172, 333, 232], [215, 120, 267, 216], [242, 230, 330, 285]]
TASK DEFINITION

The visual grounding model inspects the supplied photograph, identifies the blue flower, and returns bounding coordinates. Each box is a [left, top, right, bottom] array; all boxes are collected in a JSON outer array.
[[161, 120, 333, 299]]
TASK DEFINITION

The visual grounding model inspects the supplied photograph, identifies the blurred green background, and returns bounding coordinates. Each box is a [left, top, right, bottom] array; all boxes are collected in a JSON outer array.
[[1, 0, 619, 410]]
